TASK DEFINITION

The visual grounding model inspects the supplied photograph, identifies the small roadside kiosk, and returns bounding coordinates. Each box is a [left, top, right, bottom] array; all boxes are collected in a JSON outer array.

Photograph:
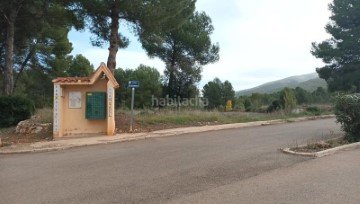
[[52, 63, 119, 139]]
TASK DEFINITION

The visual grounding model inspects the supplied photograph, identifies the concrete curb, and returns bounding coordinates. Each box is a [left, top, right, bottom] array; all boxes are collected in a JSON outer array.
[[0, 133, 148, 154], [0, 115, 335, 154], [282, 141, 360, 158]]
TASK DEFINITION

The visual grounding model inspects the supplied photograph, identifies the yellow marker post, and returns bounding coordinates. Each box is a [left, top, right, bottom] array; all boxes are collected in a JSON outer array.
[[226, 100, 232, 112]]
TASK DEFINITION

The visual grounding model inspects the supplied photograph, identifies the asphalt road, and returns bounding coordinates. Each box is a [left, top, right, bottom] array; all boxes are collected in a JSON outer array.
[[0, 119, 343, 203], [171, 148, 360, 204]]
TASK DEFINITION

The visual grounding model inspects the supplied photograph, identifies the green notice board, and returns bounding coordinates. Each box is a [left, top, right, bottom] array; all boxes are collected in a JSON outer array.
[[86, 92, 106, 119]]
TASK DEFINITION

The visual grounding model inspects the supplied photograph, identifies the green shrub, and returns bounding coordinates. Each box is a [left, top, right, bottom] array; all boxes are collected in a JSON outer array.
[[267, 100, 281, 113], [306, 106, 321, 116], [0, 96, 35, 128], [334, 94, 360, 142]]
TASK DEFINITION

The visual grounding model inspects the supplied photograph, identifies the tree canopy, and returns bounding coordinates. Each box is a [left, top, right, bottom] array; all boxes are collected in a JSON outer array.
[[75, 0, 196, 73], [66, 55, 94, 77], [114, 65, 162, 108], [311, 0, 360, 92], [0, 0, 223, 111], [141, 11, 219, 99], [0, 0, 81, 95], [202, 78, 234, 110]]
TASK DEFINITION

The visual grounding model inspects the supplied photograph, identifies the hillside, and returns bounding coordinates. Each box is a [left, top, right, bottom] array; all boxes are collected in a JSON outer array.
[[236, 73, 327, 96]]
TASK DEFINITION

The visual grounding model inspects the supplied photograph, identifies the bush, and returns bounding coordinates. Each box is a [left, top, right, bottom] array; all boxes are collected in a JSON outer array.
[[334, 94, 360, 142], [267, 100, 281, 113], [306, 106, 321, 116], [280, 88, 297, 112], [0, 96, 35, 128]]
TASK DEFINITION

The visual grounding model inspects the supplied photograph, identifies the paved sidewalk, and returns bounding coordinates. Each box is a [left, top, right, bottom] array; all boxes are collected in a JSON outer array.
[[0, 115, 334, 154]]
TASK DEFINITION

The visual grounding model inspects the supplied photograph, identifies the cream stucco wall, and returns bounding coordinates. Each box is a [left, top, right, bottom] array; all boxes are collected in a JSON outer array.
[[61, 78, 108, 137], [106, 80, 117, 135]]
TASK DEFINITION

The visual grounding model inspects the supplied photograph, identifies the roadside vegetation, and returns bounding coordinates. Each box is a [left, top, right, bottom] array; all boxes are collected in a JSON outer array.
[[290, 137, 349, 153], [135, 107, 332, 126], [286, 0, 360, 153], [334, 94, 360, 142], [285, 93, 360, 154], [0, 108, 53, 146], [115, 107, 333, 133]]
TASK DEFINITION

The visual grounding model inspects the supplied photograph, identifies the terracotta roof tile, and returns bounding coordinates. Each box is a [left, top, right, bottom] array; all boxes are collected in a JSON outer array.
[[52, 63, 119, 88], [52, 77, 91, 83]]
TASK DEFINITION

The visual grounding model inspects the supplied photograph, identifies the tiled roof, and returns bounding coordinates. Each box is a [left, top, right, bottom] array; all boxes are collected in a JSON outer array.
[[52, 63, 119, 88], [52, 77, 91, 83]]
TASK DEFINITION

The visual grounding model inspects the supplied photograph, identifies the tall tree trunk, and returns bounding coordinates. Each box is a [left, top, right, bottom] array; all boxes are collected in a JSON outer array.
[[4, 8, 17, 95], [14, 44, 36, 89], [167, 46, 178, 98], [107, 5, 119, 74], [167, 64, 176, 98]]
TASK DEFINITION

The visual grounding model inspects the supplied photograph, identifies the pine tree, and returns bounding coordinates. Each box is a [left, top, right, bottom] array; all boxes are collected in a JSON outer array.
[[141, 11, 219, 98], [0, 0, 81, 95], [75, 0, 196, 73], [311, 0, 360, 92]]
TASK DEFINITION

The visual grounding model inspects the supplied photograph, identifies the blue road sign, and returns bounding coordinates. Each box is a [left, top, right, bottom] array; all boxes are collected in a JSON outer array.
[[128, 81, 140, 88]]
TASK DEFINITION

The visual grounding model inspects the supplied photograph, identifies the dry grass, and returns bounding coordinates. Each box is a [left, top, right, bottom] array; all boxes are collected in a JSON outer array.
[[24, 107, 329, 128], [290, 136, 348, 153], [118, 108, 300, 126], [32, 108, 53, 123], [289, 130, 348, 153]]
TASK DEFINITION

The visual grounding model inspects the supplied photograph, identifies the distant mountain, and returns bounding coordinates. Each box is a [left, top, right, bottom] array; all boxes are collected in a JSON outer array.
[[236, 73, 327, 96]]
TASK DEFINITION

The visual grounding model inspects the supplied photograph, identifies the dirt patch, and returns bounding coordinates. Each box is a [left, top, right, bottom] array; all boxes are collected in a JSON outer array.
[[0, 126, 52, 146]]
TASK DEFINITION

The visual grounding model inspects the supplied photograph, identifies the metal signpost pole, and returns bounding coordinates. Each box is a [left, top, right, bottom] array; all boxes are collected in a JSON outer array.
[[128, 80, 139, 132], [130, 87, 135, 132]]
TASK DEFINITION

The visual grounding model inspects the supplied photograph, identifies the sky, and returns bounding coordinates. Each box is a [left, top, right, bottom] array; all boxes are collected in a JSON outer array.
[[69, 0, 333, 91]]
